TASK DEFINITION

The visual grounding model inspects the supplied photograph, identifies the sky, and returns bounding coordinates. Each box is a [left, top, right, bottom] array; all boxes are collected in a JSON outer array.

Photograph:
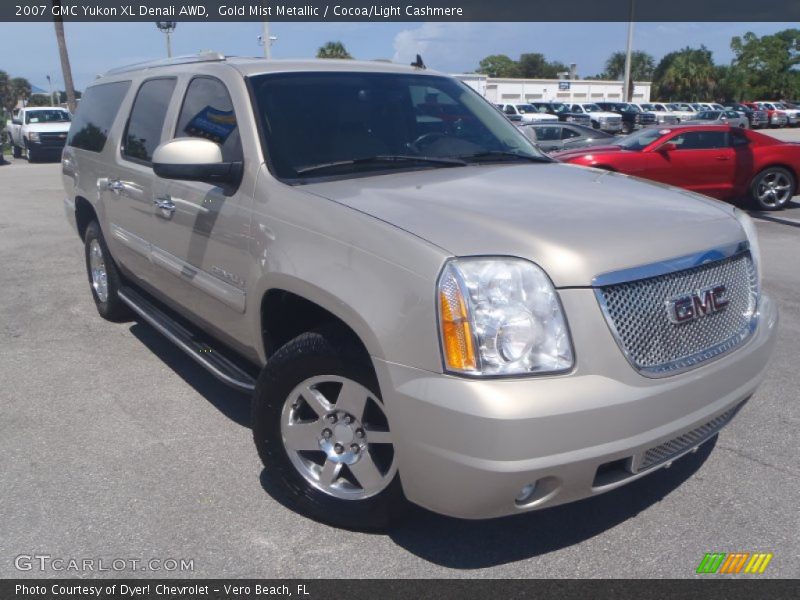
[[0, 21, 790, 92]]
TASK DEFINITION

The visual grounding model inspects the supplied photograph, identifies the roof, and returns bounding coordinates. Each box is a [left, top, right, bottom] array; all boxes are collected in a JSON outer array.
[[98, 52, 439, 79]]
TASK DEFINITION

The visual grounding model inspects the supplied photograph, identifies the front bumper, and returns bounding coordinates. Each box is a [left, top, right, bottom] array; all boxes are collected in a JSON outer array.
[[375, 291, 778, 519], [597, 121, 623, 132]]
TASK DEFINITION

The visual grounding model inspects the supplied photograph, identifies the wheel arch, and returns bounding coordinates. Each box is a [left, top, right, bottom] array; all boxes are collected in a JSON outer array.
[[752, 163, 798, 194], [257, 277, 383, 368], [74, 195, 97, 241]]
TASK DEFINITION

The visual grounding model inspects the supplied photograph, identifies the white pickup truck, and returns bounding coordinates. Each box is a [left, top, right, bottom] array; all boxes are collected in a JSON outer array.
[[6, 106, 72, 161]]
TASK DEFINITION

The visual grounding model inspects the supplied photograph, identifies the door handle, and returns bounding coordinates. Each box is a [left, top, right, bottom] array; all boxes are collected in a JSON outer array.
[[153, 195, 176, 215], [714, 155, 731, 161], [107, 179, 124, 193]]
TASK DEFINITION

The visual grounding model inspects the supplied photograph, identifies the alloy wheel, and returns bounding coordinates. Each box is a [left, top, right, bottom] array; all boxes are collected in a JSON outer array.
[[756, 170, 793, 208], [280, 375, 396, 500], [88, 239, 109, 302]]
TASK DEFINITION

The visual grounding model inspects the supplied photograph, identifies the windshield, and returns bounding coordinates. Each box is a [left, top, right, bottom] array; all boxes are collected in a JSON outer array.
[[613, 127, 667, 151], [25, 110, 70, 124], [696, 111, 721, 120], [640, 104, 659, 111], [549, 103, 568, 113], [516, 104, 537, 113], [582, 104, 603, 112], [250, 72, 547, 180]]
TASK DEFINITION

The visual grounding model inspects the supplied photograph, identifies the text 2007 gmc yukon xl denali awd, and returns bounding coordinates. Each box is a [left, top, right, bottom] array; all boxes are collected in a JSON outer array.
[[62, 53, 778, 530]]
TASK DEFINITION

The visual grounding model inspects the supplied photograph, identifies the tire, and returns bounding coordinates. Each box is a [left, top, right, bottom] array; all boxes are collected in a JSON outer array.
[[83, 220, 131, 321], [24, 140, 36, 163], [622, 121, 633, 134], [749, 167, 795, 211], [252, 328, 409, 531], [591, 120, 600, 130], [12, 144, 21, 158]]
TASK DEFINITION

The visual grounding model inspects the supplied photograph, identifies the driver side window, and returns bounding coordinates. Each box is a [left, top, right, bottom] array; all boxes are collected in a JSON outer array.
[[666, 131, 727, 150]]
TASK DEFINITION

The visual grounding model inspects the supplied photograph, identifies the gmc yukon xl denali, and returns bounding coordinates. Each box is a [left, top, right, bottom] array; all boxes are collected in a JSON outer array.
[[62, 54, 778, 530]]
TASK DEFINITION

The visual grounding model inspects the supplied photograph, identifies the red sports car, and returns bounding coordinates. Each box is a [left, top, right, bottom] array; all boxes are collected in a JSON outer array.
[[553, 125, 799, 210]]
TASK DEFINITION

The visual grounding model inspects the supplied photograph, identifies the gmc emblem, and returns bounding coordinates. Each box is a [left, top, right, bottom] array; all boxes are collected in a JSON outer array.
[[666, 284, 729, 324]]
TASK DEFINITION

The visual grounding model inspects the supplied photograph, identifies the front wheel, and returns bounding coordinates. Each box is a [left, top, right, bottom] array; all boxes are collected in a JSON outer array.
[[749, 167, 795, 211], [12, 144, 21, 158], [621, 122, 633, 134], [252, 329, 408, 530]]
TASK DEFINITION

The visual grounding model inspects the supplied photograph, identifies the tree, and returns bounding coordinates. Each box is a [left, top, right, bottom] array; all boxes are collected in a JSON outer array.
[[518, 53, 567, 79], [729, 29, 800, 100], [316, 41, 352, 59], [0, 70, 9, 115], [653, 46, 717, 101], [9, 77, 31, 109], [601, 50, 655, 81], [27, 95, 54, 107], [477, 54, 520, 78], [53, 0, 77, 113]]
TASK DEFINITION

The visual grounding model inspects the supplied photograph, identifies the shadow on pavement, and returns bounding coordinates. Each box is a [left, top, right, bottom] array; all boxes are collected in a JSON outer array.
[[128, 322, 251, 428]]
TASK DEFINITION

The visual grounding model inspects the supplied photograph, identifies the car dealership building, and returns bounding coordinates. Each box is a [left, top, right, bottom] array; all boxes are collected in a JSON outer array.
[[453, 74, 653, 104]]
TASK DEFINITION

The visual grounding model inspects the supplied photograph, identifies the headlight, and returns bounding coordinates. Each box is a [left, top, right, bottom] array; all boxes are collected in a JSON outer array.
[[437, 258, 574, 376], [734, 209, 762, 293], [28, 132, 40, 143]]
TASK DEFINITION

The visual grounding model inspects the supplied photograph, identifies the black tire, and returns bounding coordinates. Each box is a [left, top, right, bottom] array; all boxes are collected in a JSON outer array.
[[24, 140, 37, 163], [252, 328, 409, 531], [12, 144, 21, 158], [83, 220, 131, 321], [749, 166, 796, 211], [622, 121, 633, 134]]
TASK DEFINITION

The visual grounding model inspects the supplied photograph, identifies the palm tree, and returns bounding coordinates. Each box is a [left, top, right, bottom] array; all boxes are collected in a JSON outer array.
[[602, 51, 655, 81], [316, 41, 352, 60], [10, 78, 32, 108], [53, 0, 77, 112]]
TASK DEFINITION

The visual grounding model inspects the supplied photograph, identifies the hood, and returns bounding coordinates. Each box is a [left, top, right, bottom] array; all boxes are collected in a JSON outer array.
[[552, 144, 625, 160], [25, 122, 71, 134], [301, 163, 742, 287]]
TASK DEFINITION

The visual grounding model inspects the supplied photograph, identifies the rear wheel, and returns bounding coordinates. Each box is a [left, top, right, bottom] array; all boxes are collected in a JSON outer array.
[[83, 221, 131, 321], [749, 167, 795, 211], [24, 140, 37, 162], [252, 328, 408, 530]]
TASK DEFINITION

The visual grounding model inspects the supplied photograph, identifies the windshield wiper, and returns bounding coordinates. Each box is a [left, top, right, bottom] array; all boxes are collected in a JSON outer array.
[[460, 151, 552, 163], [296, 155, 467, 175]]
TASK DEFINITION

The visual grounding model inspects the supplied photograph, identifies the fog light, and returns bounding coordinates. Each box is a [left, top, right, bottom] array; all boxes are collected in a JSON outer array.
[[515, 483, 537, 505]]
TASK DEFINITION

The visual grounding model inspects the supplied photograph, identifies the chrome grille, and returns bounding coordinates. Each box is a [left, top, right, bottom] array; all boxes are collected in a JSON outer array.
[[597, 251, 758, 377], [635, 403, 741, 472]]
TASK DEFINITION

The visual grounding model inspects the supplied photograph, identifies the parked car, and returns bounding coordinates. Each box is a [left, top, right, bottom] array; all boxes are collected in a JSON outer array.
[[636, 103, 682, 124], [62, 54, 778, 529], [725, 103, 769, 129], [5, 106, 71, 161], [554, 124, 798, 210], [595, 102, 656, 134], [494, 103, 522, 122], [518, 122, 614, 152], [771, 102, 800, 126], [685, 110, 749, 129], [567, 103, 623, 132], [529, 102, 591, 125], [746, 102, 790, 128], [499, 103, 559, 124]]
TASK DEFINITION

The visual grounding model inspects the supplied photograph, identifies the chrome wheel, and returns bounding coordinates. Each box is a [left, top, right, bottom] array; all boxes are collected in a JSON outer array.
[[280, 375, 396, 500], [88, 239, 109, 302], [755, 170, 793, 208]]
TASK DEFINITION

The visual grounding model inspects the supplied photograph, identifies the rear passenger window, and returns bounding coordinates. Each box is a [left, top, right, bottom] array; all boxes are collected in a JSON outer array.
[[122, 78, 176, 164], [175, 77, 243, 163], [561, 128, 580, 140], [67, 81, 130, 153]]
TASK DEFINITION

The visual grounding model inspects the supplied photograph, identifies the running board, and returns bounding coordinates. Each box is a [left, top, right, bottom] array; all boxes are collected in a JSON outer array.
[[118, 287, 256, 392]]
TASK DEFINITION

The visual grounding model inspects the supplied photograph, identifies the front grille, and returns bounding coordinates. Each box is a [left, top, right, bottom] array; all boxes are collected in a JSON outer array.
[[636, 403, 741, 472], [596, 251, 758, 377], [639, 113, 657, 124], [38, 133, 68, 147], [660, 115, 679, 124]]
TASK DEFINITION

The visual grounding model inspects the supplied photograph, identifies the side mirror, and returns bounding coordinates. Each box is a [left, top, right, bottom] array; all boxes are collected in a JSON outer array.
[[11, 118, 21, 125], [658, 142, 678, 153], [152, 138, 242, 185]]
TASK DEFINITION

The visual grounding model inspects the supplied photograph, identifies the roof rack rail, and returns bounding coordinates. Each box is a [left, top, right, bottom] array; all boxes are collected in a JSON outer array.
[[98, 51, 226, 78]]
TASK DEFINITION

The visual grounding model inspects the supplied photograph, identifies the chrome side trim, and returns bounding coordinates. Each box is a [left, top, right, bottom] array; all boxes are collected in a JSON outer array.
[[110, 223, 246, 313], [118, 288, 255, 392], [592, 241, 750, 287]]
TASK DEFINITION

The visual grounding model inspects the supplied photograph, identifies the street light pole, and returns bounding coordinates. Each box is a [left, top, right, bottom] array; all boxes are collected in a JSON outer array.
[[622, 0, 635, 102], [155, 21, 177, 58], [46, 74, 55, 106]]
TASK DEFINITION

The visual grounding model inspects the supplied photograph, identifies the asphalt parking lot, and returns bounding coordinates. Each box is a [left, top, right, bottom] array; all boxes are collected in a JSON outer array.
[[1, 134, 798, 578]]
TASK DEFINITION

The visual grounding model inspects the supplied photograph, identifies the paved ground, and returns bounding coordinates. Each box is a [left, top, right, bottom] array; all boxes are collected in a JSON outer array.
[[1, 138, 798, 578]]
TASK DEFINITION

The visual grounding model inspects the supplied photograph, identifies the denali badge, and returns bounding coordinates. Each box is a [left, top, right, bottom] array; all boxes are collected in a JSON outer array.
[[666, 285, 729, 324]]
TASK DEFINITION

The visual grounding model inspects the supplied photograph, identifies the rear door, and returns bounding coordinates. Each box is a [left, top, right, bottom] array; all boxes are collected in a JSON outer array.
[[644, 129, 735, 198], [100, 77, 177, 283]]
